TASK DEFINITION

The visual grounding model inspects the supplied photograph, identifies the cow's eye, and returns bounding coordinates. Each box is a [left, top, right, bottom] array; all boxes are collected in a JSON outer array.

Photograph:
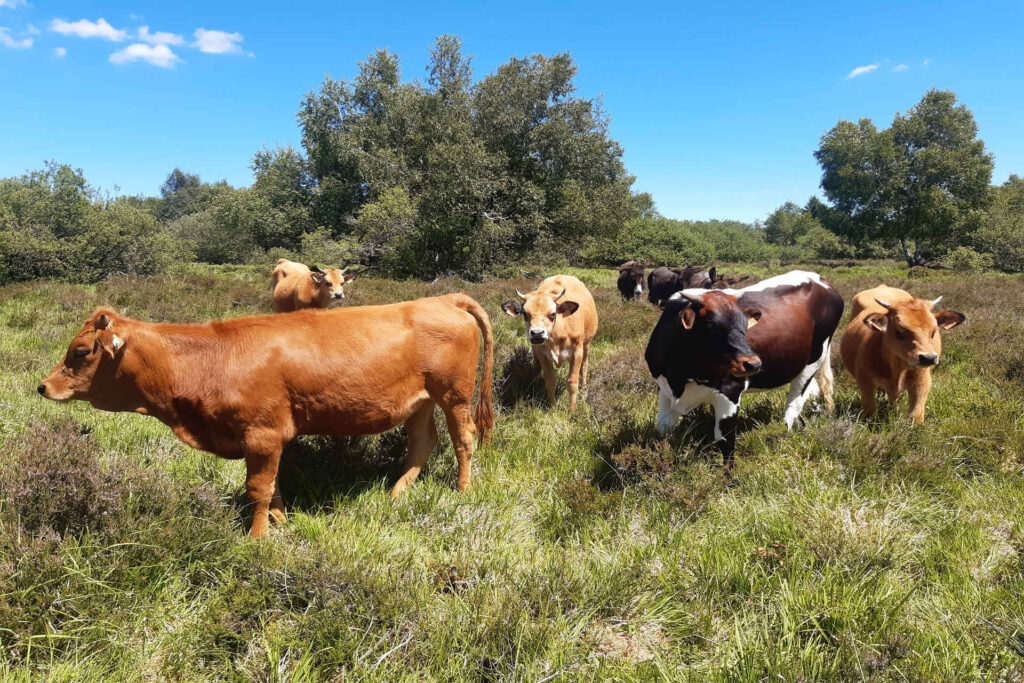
[[73, 348, 89, 359], [893, 328, 906, 340], [548, 313, 556, 322]]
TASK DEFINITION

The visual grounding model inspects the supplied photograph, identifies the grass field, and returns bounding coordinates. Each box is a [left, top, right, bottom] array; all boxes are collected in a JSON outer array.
[[1, 263, 1023, 681]]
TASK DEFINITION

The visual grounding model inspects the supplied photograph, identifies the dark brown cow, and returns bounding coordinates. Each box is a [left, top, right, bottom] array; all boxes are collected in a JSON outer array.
[[840, 285, 965, 423], [645, 270, 843, 463], [616, 260, 652, 300], [647, 266, 710, 306], [38, 295, 494, 538]]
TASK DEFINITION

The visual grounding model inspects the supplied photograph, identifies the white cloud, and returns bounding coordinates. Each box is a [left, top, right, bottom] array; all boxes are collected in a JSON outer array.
[[892, 63, 908, 72], [138, 25, 183, 46], [846, 63, 879, 79], [25, 23, 40, 35], [0, 0, 27, 8], [923, 58, 932, 66], [0, 26, 31, 48], [109, 42, 181, 68], [54, 46, 66, 57], [191, 28, 250, 55], [50, 18, 127, 41]]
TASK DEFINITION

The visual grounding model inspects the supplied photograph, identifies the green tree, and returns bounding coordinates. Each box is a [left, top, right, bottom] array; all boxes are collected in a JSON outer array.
[[156, 168, 233, 222], [814, 90, 994, 266], [764, 201, 850, 259], [974, 175, 1024, 272]]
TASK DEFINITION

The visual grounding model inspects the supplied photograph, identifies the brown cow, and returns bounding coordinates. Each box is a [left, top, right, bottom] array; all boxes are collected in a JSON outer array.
[[840, 285, 965, 423], [501, 275, 598, 411], [38, 294, 494, 538], [272, 258, 355, 312]]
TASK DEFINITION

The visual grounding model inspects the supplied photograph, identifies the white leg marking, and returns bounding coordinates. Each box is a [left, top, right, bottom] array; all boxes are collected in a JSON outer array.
[[656, 382, 677, 436], [784, 358, 824, 429], [711, 391, 739, 442]]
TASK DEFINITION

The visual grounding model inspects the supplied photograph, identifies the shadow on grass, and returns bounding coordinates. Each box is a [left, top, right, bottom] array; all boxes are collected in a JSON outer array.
[[496, 346, 549, 410], [230, 431, 409, 524]]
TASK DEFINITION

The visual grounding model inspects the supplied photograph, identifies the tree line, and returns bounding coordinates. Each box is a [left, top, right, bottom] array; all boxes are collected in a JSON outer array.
[[1, 37, 1021, 285]]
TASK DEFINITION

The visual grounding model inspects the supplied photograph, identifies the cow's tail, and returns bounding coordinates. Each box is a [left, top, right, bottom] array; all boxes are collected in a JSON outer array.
[[818, 337, 835, 412], [454, 294, 494, 444]]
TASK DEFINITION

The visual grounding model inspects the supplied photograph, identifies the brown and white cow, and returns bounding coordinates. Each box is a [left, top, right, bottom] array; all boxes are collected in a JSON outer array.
[[272, 258, 355, 312], [501, 275, 598, 411], [646, 270, 844, 463], [840, 285, 965, 423], [38, 294, 494, 538]]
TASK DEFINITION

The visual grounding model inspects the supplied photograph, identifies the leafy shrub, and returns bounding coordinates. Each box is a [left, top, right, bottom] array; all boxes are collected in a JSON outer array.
[[941, 246, 993, 272]]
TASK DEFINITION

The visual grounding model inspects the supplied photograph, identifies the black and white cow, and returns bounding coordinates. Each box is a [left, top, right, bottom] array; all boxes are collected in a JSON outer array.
[[644, 270, 844, 463]]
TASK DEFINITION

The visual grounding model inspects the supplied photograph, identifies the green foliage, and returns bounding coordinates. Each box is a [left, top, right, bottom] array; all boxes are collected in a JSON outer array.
[[585, 216, 780, 267], [764, 201, 853, 259], [297, 36, 643, 277], [974, 175, 1024, 272], [941, 246, 993, 272], [0, 164, 184, 284], [815, 90, 994, 266]]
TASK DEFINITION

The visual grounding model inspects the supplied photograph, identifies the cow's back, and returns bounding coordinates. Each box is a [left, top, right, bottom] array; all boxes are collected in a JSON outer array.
[[842, 285, 910, 379], [850, 285, 913, 319], [272, 260, 318, 312]]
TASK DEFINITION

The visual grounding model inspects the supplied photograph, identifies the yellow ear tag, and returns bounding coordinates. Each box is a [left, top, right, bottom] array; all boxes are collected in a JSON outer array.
[[112, 335, 123, 350], [747, 318, 758, 329]]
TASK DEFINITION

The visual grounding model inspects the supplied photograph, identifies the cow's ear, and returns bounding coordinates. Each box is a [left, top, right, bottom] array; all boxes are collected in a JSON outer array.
[[730, 275, 750, 285], [744, 307, 762, 329], [311, 271, 326, 285], [343, 273, 356, 283], [680, 307, 697, 330], [94, 329, 125, 359], [707, 267, 717, 281], [865, 312, 887, 332], [501, 300, 522, 317], [934, 310, 966, 330], [556, 301, 579, 317]]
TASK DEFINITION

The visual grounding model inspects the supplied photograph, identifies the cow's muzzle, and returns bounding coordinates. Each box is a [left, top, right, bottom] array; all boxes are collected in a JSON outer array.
[[914, 353, 938, 367], [731, 356, 762, 378], [528, 328, 548, 345]]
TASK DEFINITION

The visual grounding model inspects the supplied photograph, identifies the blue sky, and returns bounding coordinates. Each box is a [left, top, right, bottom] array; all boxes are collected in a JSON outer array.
[[1, 0, 1021, 222]]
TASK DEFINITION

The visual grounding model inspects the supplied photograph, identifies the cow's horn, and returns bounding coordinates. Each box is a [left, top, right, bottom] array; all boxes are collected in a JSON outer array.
[[930, 295, 943, 307], [515, 288, 528, 300], [679, 289, 705, 303], [875, 298, 892, 310], [553, 288, 567, 301]]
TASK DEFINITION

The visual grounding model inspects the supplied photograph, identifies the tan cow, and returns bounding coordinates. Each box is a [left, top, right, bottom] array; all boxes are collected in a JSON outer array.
[[272, 258, 355, 312], [501, 275, 598, 411], [38, 294, 494, 538], [841, 285, 965, 423]]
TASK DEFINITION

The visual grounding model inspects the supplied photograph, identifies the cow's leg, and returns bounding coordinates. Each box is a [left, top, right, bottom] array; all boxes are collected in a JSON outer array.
[[243, 433, 285, 539], [269, 475, 287, 525], [535, 351, 557, 408], [581, 342, 591, 393], [906, 370, 932, 424], [783, 360, 824, 429], [391, 401, 439, 497], [442, 402, 476, 493], [656, 382, 677, 436], [711, 390, 741, 466], [566, 348, 584, 411], [856, 374, 878, 419]]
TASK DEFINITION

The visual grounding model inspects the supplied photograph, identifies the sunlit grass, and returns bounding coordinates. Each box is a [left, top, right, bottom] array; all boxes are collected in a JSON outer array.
[[0, 264, 1022, 679]]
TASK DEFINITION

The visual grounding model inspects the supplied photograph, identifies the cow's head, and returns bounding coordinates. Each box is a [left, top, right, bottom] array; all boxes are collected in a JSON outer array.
[[672, 289, 763, 378], [865, 295, 965, 368], [618, 260, 649, 297], [310, 265, 355, 300], [502, 286, 581, 345], [38, 308, 129, 406], [710, 272, 751, 289], [678, 266, 714, 289]]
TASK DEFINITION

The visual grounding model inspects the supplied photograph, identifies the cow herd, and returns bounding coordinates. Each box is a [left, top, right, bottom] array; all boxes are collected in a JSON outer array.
[[36, 258, 965, 537]]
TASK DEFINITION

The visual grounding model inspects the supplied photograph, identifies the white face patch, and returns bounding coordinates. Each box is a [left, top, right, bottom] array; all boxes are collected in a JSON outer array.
[[111, 335, 123, 351], [634, 284, 643, 295], [720, 270, 828, 295]]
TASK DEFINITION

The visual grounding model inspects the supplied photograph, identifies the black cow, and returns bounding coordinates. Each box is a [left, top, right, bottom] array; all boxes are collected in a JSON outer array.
[[647, 266, 711, 307], [616, 260, 651, 300], [645, 270, 844, 463]]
